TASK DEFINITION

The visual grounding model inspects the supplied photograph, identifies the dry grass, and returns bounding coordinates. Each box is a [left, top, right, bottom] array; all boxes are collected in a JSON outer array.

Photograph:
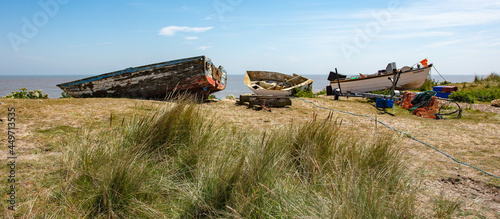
[[0, 96, 498, 218], [205, 96, 500, 218]]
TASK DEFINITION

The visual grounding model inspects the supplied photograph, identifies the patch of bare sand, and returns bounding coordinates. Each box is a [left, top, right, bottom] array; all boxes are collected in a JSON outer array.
[[457, 102, 500, 114]]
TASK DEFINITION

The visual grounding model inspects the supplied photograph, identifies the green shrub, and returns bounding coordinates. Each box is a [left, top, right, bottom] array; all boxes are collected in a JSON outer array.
[[316, 89, 327, 95], [293, 87, 316, 98], [449, 89, 500, 103], [3, 88, 49, 99], [416, 78, 438, 91], [207, 94, 217, 100], [60, 92, 72, 98], [369, 89, 392, 96]]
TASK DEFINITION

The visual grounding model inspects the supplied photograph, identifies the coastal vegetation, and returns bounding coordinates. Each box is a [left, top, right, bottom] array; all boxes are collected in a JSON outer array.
[[28, 100, 417, 218], [292, 86, 316, 98], [61, 92, 73, 98], [1, 88, 49, 99], [1, 96, 498, 218], [449, 73, 500, 103], [293, 87, 328, 98]]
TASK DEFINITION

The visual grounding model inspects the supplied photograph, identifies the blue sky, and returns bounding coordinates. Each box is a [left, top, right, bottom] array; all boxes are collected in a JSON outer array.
[[1, 0, 499, 76]]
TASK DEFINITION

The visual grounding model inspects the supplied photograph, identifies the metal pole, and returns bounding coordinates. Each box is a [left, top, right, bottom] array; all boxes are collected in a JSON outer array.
[[335, 68, 342, 94], [390, 68, 401, 98], [334, 68, 342, 100]]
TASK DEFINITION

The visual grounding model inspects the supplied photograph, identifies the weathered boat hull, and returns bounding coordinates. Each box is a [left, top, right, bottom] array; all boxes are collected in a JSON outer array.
[[244, 71, 313, 96], [57, 56, 227, 98], [328, 66, 431, 93]]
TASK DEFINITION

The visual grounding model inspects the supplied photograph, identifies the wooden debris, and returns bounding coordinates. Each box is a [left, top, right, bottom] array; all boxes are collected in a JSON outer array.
[[238, 95, 291, 111]]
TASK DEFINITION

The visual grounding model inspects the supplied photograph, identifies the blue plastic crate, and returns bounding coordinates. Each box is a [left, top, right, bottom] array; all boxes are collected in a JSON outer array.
[[433, 86, 457, 99], [433, 86, 443, 92], [436, 92, 451, 98], [433, 86, 458, 93], [376, 98, 394, 108]]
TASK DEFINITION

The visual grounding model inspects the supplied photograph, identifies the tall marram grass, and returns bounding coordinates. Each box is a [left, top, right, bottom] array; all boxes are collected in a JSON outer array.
[[42, 100, 418, 218]]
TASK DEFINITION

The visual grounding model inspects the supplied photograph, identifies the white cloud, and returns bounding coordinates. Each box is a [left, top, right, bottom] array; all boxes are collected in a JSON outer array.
[[197, 46, 213, 50], [204, 14, 216, 20], [185, 36, 199, 40], [388, 0, 500, 30], [380, 31, 454, 40], [426, 40, 462, 48], [159, 26, 213, 36]]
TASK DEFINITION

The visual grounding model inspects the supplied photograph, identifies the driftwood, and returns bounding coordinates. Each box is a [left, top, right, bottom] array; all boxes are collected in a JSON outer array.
[[238, 95, 292, 110]]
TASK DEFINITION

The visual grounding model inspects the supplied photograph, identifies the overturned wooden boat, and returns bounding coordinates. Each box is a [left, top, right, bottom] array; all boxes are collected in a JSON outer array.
[[327, 62, 432, 93], [57, 56, 227, 99], [244, 71, 313, 96]]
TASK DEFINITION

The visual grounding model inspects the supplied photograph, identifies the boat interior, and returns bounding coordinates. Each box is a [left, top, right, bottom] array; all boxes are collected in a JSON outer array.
[[249, 74, 306, 91]]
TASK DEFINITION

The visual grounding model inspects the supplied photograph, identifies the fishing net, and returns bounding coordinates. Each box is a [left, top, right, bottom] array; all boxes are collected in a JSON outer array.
[[413, 98, 439, 119], [398, 91, 439, 119], [399, 92, 417, 110], [411, 91, 437, 110]]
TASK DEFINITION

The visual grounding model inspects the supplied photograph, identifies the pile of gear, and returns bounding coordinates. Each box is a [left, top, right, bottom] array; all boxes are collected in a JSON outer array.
[[398, 91, 462, 119]]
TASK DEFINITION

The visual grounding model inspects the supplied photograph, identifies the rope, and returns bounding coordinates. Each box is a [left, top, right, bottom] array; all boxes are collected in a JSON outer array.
[[432, 65, 448, 82], [297, 98, 500, 179], [436, 100, 462, 119]]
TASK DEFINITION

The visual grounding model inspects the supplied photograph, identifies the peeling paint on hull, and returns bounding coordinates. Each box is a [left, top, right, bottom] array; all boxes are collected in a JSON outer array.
[[57, 56, 227, 98]]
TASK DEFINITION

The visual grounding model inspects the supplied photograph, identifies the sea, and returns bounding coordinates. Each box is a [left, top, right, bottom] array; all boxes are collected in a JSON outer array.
[[0, 74, 488, 99]]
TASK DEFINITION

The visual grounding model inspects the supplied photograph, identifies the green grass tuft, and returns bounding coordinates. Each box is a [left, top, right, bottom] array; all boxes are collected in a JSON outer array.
[[433, 193, 462, 218]]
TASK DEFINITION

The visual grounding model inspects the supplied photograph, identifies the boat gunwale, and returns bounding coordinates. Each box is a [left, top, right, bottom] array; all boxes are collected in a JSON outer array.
[[330, 65, 432, 84]]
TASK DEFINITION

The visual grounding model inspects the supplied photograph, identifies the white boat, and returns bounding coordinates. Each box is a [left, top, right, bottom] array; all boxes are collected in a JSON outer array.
[[327, 62, 432, 93], [245, 71, 313, 96]]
